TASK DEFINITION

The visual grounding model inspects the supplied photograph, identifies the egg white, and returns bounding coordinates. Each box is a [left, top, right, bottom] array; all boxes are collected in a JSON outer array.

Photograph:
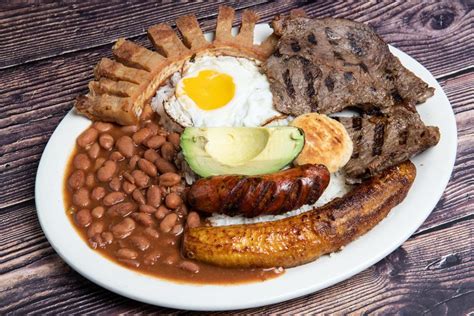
[[162, 55, 281, 128]]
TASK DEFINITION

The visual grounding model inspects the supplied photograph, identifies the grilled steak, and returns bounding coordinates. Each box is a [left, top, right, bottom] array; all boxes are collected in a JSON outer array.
[[263, 13, 440, 180], [263, 16, 434, 116], [334, 108, 439, 182]]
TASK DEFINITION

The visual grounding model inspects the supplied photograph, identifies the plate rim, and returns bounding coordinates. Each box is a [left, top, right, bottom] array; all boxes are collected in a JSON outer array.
[[35, 23, 457, 311]]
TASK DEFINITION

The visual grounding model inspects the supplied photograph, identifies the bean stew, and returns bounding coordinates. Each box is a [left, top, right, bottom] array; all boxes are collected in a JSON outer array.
[[64, 118, 283, 284]]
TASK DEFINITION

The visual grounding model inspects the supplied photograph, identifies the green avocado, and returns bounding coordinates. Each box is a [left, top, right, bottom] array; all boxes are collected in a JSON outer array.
[[180, 127, 305, 177]]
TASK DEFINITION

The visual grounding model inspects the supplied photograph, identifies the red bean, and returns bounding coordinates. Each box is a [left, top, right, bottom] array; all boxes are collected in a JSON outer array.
[[154, 205, 170, 220], [68, 170, 85, 190], [132, 170, 149, 188], [93, 121, 113, 132], [146, 185, 161, 208], [121, 125, 138, 134], [129, 155, 140, 169], [122, 181, 136, 195], [138, 158, 157, 177], [91, 186, 106, 201], [73, 153, 91, 170], [144, 250, 161, 265], [108, 202, 137, 217], [116, 135, 135, 158], [72, 188, 90, 207], [75, 209, 92, 227], [145, 135, 166, 149], [97, 160, 117, 182], [154, 157, 177, 173], [167, 132, 181, 149], [161, 142, 175, 161], [111, 218, 136, 239], [179, 261, 200, 273], [99, 133, 114, 150], [144, 227, 160, 239], [87, 142, 101, 159], [165, 193, 182, 209], [133, 127, 152, 145], [109, 176, 122, 191], [109, 151, 124, 161], [132, 189, 146, 205], [91, 206, 105, 219], [139, 204, 157, 214], [116, 248, 138, 260], [77, 128, 98, 148], [132, 212, 154, 227], [160, 213, 177, 233], [159, 172, 181, 187], [103, 192, 126, 206], [144, 149, 160, 163], [85, 173, 95, 187], [130, 235, 150, 251], [87, 221, 104, 238]]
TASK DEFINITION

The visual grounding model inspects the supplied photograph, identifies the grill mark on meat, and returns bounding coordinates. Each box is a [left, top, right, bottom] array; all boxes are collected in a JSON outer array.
[[344, 71, 354, 81], [307, 33, 317, 45], [399, 130, 409, 145], [372, 122, 385, 156], [300, 57, 317, 106], [224, 178, 248, 215], [325, 27, 340, 45], [324, 75, 335, 91], [291, 41, 301, 52], [359, 62, 369, 73], [283, 69, 296, 98], [254, 181, 275, 215], [352, 117, 362, 130], [392, 91, 403, 103], [273, 50, 282, 58], [347, 32, 364, 56], [333, 51, 345, 61]]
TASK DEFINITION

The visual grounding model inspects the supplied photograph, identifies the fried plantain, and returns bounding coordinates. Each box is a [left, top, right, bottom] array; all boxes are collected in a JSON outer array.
[[183, 160, 416, 268]]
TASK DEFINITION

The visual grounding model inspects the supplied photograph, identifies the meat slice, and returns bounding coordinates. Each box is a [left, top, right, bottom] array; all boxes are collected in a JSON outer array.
[[334, 107, 439, 182], [263, 16, 434, 116]]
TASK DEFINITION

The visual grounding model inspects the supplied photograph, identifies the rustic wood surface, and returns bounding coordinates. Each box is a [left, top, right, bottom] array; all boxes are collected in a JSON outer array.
[[0, 0, 472, 314]]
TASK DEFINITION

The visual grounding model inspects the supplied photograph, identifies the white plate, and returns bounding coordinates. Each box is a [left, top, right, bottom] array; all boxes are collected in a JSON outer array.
[[35, 24, 457, 311]]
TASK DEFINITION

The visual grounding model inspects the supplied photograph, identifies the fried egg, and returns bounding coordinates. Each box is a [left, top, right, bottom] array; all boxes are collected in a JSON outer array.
[[162, 55, 281, 127]]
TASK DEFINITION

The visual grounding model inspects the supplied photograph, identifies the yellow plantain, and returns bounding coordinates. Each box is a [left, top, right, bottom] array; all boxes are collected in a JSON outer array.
[[183, 161, 416, 268]]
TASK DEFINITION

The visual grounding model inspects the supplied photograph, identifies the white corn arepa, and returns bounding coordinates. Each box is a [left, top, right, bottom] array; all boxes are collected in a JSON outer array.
[[290, 113, 353, 172]]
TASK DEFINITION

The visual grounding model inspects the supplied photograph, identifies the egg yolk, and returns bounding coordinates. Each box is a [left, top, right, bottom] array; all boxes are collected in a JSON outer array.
[[182, 70, 235, 110]]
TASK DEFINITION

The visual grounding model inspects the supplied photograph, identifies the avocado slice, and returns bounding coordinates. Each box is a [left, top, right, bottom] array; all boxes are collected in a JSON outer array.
[[180, 127, 304, 177]]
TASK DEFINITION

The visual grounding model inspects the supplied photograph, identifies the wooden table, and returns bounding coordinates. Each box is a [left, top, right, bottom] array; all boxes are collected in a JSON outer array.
[[1, 1, 473, 313]]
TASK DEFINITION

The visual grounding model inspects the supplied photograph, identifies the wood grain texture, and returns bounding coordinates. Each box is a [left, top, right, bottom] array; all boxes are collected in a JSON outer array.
[[0, 0, 473, 313], [1, 202, 472, 314], [0, 0, 267, 69], [1, 1, 472, 76]]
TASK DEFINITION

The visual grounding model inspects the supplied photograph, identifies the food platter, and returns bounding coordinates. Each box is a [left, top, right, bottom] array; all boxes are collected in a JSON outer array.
[[35, 23, 456, 310]]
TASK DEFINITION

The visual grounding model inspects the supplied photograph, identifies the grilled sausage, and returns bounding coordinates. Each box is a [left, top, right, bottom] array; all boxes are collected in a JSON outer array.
[[187, 164, 330, 217], [183, 160, 416, 268]]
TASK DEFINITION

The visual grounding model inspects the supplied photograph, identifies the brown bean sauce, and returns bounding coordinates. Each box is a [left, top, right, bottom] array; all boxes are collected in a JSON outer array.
[[64, 119, 284, 284]]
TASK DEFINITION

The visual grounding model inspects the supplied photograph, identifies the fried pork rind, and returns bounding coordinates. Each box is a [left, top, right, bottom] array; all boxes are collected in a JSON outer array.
[[75, 6, 278, 125]]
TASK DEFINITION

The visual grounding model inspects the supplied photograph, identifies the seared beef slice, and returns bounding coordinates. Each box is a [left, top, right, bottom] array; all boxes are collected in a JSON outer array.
[[334, 108, 440, 182], [263, 17, 434, 115]]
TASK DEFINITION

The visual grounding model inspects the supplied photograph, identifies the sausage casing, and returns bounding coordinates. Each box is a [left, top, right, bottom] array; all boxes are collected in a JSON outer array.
[[187, 164, 330, 217], [183, 160, 416, 268]]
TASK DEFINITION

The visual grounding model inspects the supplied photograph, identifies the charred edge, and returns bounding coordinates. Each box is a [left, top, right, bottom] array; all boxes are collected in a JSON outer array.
[[347, 32, 364, 56], [254, 181, 275, 215], [333, 51, 345, 61], [344, 71, 354, 81], [301, 58, 316, 104], [352, 117, 362, 130], [223, 178, 248, 215], [307, 33, 317, 45], [398, 129, 409, 146], [359, 62, 369, 73], [273, 49, 283, 58], [372, 122, 385, 156], [392, 91, 404, 104], [283, 69, 296, 98], [324, 75, 335, 92], [291, 41, 301, 52]]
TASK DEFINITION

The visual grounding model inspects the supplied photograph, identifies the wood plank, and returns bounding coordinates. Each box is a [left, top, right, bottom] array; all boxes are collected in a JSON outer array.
[[1, 1, 472, 77], [1, 202, 472, 314], [0, 0, 268, 69]]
